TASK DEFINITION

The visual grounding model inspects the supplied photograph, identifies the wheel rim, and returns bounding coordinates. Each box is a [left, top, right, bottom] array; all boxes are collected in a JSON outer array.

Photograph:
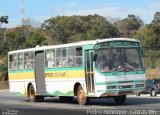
[[78, 88, 84, 102], [29, 88, 35, 100], [152, 90, 155, 96]]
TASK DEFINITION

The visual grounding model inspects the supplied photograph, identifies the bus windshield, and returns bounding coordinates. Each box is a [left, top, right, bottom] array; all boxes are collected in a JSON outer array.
[[95, 43, 143, 72]]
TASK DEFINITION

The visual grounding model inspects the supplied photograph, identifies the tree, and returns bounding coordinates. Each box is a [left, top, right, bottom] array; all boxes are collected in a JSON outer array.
[[134, 12, 160, 69], [23, 18, 41, 28], [0, 16, 8, 56], [152, 12, 160, 24], [26, 31, 47, 47], [115, 14, 144, 37], [0, 16, 8, 27], [41, 15, 119, 44], [5, 26, 33, 51]]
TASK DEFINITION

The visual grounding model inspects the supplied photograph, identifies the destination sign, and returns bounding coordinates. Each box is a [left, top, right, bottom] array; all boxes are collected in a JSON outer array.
[[95, 41, 140, 49]]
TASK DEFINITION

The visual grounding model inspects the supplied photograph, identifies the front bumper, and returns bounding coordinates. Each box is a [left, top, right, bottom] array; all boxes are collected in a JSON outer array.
[[96, 83, 145, 97]]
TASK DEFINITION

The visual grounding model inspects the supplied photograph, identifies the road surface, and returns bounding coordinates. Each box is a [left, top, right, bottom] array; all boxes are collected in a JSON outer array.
[[0, 90, 160, 115]]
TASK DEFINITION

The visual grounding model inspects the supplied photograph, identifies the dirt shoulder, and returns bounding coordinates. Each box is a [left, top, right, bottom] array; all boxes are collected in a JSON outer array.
[[0, 81, 9, 90]]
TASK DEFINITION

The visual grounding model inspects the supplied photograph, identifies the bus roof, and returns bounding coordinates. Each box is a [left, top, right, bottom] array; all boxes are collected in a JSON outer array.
[[8, 38, 139, 54]]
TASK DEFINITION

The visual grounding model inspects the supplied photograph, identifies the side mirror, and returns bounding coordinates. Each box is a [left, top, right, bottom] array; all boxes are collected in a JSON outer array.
[[93, 53, 97, 61]]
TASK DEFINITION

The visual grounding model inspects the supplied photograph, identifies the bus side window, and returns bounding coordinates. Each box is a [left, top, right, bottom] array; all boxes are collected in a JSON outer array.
[[56, 49, 62, 67], [9, 54, 17, 70], [24, 52, 34, 69], [68, 47, 76, 67], [45, 50, 56, 68], [76, 57, 82, 66], [76, 47, 82, 67], [68, 47, 82, 67], [61, 48, 67, 67], [18, 53, 23, 70]]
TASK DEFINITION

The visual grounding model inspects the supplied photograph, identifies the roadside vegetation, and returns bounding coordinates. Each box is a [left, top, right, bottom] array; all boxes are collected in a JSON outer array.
[[1, 12, 160, 80]]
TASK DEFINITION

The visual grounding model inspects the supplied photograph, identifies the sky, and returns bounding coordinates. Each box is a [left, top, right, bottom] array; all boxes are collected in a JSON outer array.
[[0, 0, 160, 28]]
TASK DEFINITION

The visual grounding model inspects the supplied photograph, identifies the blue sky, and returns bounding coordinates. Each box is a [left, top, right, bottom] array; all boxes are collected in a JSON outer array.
[[0, 0, 160, 28]]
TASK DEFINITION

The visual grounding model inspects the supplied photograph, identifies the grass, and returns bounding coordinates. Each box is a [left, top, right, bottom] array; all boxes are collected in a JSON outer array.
[[146, 68, 160, 79]]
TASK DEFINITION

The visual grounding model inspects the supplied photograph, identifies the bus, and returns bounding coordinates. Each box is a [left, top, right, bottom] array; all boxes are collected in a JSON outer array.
[[8, 38, 145, 105]]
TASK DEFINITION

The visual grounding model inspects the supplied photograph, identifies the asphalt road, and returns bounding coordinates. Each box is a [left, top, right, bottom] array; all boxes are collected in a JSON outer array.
[[0, 90, 160, 115]]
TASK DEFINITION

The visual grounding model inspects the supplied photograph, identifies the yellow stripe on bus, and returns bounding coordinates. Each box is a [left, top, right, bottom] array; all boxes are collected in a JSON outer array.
[[9, 70, 85, 80], [9, 72, 35, 80]]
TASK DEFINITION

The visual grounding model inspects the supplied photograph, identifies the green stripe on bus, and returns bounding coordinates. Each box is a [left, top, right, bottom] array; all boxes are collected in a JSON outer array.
[[9, 69, 34, 73], [47, 91, 74, 96], [47, 90, 87, 96], [96, 80, 144, 85], [45, 67, 84, 71], [97, 88, 145, 92]]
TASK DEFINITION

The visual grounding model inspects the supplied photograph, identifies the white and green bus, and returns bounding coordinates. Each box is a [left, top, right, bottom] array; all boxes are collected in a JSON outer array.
[[8, 38, 145, 105]]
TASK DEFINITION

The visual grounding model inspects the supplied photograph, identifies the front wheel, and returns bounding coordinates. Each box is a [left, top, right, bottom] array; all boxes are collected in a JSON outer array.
[[113, 95, 126, 105], [77, 85, 87, 105]]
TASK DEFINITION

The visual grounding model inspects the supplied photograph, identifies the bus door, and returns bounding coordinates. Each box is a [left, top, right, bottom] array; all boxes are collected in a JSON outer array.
[[35, 51, 46, 95], [85, 50, 95, 94]]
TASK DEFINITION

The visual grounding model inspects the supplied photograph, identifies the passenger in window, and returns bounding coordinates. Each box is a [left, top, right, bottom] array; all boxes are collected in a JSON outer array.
[[25, 61, 33, 69], [98, 55, 110, 72], [101, 59, 110, 72], [113, 54, 124, 71], [69, 57, 75, 67], [58, 58, 64, 67], [11, 63, 17, 70], [48, 60, 55, 68], [124, 63, 135, 71], [102, 63, 110, 72], [51, 60, 56, 67], [18, 62, 23, 69]]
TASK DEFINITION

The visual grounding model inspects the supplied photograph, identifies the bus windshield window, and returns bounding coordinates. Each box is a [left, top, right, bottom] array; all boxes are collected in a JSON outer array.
[[95, 47, 143, 72], [122, 48, 143, 71], [112, 49, 124, 71], [96, 49, 112, 72]]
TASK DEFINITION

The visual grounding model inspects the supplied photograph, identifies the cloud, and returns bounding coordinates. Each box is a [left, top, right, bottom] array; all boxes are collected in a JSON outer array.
[[149, 3, 160, 9]]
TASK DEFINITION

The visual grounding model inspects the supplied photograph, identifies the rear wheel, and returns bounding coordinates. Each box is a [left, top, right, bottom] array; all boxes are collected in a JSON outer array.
[[28, 85, 36, 102], [77, 85, 87, 105], [113, 95, 126, 105], [28, 85, 44, 102], [59, 96, 73, 103], [150, 89, 156, 97]]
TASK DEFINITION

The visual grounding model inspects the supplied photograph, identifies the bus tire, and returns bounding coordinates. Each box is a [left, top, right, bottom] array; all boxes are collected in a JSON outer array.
[[113, 95, 126, 105], [28, 85, 36, 102], [59, 96, 73, 103], [77, 85, 87, 105]]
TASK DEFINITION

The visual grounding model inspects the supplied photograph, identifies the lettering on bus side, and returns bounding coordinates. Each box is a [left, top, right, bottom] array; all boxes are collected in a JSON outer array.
[[45, 72, 66, 78]]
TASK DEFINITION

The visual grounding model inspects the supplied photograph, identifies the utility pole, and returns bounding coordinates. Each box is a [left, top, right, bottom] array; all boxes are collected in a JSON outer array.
[[21, 0, 24, 26]]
